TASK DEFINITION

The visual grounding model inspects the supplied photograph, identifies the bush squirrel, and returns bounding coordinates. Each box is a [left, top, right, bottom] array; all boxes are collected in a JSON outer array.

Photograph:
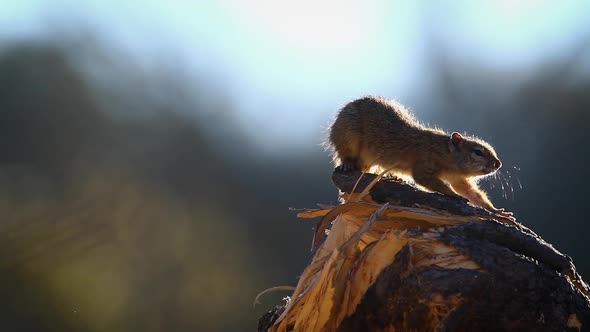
[[328, 96, 513, 218]]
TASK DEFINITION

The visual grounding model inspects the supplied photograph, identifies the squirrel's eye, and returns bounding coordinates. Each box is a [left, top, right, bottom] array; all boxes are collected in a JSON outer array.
[[473, 149, 484, 157]]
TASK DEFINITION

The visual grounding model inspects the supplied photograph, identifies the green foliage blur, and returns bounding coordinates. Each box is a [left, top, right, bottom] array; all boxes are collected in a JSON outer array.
[[0, 32, 588, 331], [0, 36, 335, 332]]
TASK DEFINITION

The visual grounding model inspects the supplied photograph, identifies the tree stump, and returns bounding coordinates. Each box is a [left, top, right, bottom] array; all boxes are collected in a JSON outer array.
[[258, 169, 590, 332]]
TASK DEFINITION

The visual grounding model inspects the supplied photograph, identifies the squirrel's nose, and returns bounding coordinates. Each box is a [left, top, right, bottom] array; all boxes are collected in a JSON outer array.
[[495, 160, 502, 169]]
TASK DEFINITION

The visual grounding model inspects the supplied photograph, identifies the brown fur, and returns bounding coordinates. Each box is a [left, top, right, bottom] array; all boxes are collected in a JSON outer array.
[[328, 96, 512, 218]]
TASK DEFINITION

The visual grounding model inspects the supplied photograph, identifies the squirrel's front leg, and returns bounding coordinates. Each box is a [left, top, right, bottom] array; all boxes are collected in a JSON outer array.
[[450, 178, 514, 219], [412, 164, 462, 199]]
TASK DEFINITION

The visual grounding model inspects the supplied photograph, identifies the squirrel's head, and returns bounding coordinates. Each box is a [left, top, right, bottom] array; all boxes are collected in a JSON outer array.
[[449, 132, 501, 177]]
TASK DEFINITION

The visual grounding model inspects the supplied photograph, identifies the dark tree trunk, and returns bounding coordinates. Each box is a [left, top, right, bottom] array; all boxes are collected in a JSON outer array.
[[258, 169, 590, 332]]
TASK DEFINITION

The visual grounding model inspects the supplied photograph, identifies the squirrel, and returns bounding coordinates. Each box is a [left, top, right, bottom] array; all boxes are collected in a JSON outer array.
[[328, 96, 513, 218]]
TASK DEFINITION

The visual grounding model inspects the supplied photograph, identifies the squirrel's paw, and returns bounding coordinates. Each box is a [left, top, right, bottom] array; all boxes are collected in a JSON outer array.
[[493, 208, 515, 220]]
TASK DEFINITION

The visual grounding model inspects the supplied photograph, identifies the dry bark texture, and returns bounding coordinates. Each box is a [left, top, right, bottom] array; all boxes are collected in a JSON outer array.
[[258, 168, 590, 332]]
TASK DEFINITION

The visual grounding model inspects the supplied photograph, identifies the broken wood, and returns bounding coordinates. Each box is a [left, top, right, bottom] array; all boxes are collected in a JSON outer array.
[[258, 168, 590, 331]]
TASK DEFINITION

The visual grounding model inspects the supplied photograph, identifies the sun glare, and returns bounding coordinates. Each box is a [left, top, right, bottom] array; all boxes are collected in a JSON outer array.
[[224, 0, 384, 61]]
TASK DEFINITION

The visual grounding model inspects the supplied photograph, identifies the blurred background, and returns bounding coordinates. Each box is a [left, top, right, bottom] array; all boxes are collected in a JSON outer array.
[[0, 0, 589, 331]]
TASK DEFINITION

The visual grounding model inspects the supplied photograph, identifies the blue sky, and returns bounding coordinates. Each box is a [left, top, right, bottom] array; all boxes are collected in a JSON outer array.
[[1, 0, 589, 150]]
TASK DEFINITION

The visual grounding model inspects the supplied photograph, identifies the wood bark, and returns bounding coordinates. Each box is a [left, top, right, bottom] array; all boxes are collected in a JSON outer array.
[[258, 169, 590, 332]]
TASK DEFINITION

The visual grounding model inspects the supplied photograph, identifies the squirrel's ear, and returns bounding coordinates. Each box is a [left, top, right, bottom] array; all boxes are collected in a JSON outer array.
[[451, 132, 463, 146]]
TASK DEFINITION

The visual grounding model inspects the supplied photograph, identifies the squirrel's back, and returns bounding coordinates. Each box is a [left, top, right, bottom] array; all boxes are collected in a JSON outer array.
[[330, 96, 422, 134], [329, 96, 447, 172]]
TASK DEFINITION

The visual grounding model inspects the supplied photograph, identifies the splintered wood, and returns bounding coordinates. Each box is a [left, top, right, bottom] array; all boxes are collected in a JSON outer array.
[[259, 170, 590, 331], [265, 200, 487, 332]]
